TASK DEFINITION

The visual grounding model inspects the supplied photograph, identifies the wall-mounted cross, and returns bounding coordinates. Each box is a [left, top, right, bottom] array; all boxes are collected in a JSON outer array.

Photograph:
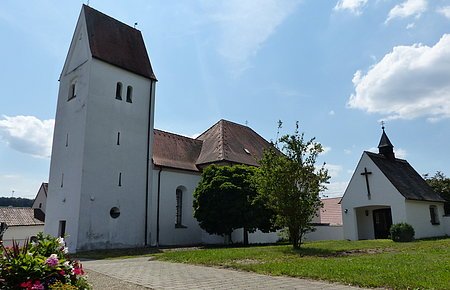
[[360, 167, 372, 198]]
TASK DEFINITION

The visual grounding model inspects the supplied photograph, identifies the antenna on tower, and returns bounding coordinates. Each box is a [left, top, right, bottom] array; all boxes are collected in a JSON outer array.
[[86, 0, 90, 6], [134, 22, 138, 29]]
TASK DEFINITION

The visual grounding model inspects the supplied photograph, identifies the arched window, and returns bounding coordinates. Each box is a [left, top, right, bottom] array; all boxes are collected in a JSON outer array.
[[176, 188, 183, 227], [116, 82, 122, 100], [126, 86, 133, 103], [429, 205, 440, 225]]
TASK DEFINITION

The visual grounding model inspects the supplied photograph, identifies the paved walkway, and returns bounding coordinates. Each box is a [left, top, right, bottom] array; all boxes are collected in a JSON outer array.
[[83, 257, 366, 289]]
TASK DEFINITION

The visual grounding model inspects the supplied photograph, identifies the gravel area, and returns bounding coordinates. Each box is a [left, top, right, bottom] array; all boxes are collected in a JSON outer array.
[[85, 269, 151, 289]]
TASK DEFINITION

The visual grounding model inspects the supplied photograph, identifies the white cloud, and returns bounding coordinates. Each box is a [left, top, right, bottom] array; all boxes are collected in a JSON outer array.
[[386, 0, 427, 23], [348, 34, 450, 121], [344, 149, 352, 155], [329, 110, 335, 116], [334, 0, 368, 15], [322, 146, 332, 154], [324, 164, 343, 179], [323, 181, 348, 197], [0, 115, 54, 158], [437, 6, 450, 19], [210, 0, 300, 75], [406, 22, 415, 29]]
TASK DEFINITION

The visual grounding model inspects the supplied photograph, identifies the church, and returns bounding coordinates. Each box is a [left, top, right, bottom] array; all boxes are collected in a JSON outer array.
[[341, 127, 450, 240], [44, 5, 280, 252]]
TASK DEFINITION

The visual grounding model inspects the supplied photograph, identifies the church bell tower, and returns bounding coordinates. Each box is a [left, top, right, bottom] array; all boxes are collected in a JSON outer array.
[[44, 5, 157, 252]]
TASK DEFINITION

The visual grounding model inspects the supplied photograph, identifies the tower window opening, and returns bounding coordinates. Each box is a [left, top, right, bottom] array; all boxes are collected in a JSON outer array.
[[126, 86, 133, 103], [117, 132, 120, 145], [68, 81, 77, 101], [118, 172, 122, 187], [116, 82, 122, 100]]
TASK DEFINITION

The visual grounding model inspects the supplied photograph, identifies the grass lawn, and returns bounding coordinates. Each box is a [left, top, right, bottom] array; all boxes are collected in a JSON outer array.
[[152, 238, 450, 289]]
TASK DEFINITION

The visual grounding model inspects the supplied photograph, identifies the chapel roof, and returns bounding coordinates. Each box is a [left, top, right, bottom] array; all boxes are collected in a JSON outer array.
[[365, 151, 445, 202], [0, 207, 44, 227], [152, 119, 274, 171], [83, 5, 157, 80]]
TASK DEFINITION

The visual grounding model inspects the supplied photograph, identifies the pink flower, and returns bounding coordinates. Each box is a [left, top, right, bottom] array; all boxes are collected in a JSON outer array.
[[45, 254, 59, 267], [31, 280, 44, 290]]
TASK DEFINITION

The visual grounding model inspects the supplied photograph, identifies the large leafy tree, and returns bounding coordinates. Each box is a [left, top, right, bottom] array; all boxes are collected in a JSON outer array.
[[256, 121, 329, 249], [193, 164, 276, 244], [424, 171, 450, 214]]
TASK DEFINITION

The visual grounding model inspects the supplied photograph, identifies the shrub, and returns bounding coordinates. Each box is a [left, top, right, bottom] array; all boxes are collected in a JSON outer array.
[[0, 232, 91, 289], [390, 222, 415, 242]]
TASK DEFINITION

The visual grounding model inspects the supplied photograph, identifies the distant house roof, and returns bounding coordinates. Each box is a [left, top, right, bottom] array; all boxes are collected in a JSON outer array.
[[152, 119, 274, 171], [0, 208, 44, 227], [366, 151, 446, 203], [320, 197, 343, 225], [83, 5, 157, 80]]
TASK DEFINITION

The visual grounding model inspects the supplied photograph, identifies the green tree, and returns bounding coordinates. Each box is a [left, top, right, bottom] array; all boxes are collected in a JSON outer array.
[[423, 171, 450, 214], [193, 164, 276, 244], [256, 121, 329, 249]]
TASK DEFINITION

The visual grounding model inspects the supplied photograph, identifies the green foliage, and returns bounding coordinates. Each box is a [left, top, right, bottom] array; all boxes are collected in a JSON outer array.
[[256, 121, 329, 248], [0, 196, 33, 207], [424, 171, 450, 214], [0, 233, 91, 289], [390, 222, 415, 242], [155, 238, 450, 290], [193, 164, 276, 243]]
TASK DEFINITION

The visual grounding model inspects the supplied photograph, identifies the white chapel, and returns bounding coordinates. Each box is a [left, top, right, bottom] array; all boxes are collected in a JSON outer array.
[[341, 127, 450, 240], [44, 5, 279, 252]]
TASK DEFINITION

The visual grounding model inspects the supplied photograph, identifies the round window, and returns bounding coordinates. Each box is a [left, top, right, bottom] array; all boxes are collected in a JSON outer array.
[[110, 207, 120, 219]]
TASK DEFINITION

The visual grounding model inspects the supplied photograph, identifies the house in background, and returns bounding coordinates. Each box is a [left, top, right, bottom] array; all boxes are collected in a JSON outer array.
[[341, 128, 450, 240], [0, 207, 44, 246], [32, 182, 47, 222]]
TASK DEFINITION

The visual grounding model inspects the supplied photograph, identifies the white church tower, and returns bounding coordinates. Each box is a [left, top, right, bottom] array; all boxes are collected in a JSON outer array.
[[45, 5, 157, 252]]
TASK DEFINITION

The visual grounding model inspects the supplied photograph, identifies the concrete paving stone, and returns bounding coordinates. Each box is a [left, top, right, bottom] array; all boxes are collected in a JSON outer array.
[[83, 257, 369, 289]]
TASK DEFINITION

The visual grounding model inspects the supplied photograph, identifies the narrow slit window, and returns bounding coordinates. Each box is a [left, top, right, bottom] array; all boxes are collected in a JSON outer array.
[[116, 82, 122, 100], [118, 172, 122, 187], [117, 132, 120, 145], [61, 173, 64, 188], [58, 220, 66, 238], [68, 81, 76, 101], [176, 188, 183, 226], [65, 133, 69, 147], [126, 86, 133, 103]]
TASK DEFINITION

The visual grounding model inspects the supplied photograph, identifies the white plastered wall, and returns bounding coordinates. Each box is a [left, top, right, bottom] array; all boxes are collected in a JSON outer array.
[[2, 225, 44, 247], [405, 200, 447, 238], [44, 11, 91, 252]]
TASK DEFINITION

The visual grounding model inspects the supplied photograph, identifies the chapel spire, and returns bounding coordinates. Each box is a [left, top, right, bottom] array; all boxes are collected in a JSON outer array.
[[378, 123, 395, 159]]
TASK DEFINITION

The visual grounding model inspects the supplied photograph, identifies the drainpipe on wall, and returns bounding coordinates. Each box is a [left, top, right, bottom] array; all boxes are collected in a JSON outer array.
[[156, 166, 163, 247], [144, 80, 154, 246]]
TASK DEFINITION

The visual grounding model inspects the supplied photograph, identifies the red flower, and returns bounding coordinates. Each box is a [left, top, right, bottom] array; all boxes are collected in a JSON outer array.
[[20, 280, 32, 289]]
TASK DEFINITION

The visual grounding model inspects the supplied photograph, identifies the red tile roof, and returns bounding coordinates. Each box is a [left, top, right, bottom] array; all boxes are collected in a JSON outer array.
[[196, 120, 273, 167], [153, 129, 202, 171], [152, 120, 274, 171], [83, 5, 157, 80], [320, 197, 343, 225], [0, 207, 44, 227]]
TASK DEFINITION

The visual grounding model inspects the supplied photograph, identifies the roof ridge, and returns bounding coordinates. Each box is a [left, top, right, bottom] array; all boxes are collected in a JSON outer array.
[[154, 129, 202, 143], [83, 4, 139, 32]]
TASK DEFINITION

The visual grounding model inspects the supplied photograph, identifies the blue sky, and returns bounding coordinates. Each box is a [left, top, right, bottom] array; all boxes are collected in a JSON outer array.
[[1, 0, 449, 199]]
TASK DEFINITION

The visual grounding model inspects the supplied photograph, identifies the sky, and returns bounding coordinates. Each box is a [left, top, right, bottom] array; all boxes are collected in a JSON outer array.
[[0, 0, 449, 199]]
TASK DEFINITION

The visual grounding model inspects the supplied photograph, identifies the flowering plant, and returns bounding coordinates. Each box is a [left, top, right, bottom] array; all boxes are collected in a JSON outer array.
[[0, 233, 91, 289]]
